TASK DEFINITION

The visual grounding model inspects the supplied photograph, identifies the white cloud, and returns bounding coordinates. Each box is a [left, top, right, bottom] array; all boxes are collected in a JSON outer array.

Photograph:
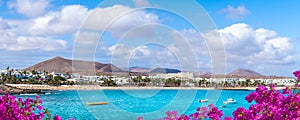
[[179, 29, 209, 56], [107, 44, 151, 58], [24, 5, 88, 36], [82, 5, 159, 38], [8, 0, 49, 17], [74, 31, 100, 45], [217, 4, 250, 20], [159, 23, 296, 74], [0, 31, 67, 51], [133, 46, 151, 57], [13, 4, 157, 39], [108, 44, 133, 57], [105, 44, 182, 69], [1, 4, 158, 53], [93, 21, 296, 75], [0, 18, 10, 30], [0, 16, 67, 51], [204, 23, 295, 72], [218, 23, 294, 63]]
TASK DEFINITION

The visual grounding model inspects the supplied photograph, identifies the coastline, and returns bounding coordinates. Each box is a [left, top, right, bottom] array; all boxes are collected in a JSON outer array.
[[5, 84, 288, 91]]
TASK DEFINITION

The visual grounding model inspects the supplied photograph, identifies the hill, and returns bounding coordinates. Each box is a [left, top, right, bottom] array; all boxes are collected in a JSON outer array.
[[129, 67, 150, 73], [194, 71, 212, 77], [149, 68, 181, 73], [228, 68, 263, 77], [129, 67, 181, 74], [25, 56, 123, 74]]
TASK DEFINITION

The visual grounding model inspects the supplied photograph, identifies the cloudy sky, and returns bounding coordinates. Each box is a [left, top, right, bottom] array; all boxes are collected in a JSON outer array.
[[0, 0, 299, 76]]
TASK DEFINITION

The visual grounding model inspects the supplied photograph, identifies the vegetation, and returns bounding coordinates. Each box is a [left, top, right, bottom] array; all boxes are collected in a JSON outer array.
[[164, 78, 181, 87], [0, 67, 295, 88], [132, 76, 151, 86]]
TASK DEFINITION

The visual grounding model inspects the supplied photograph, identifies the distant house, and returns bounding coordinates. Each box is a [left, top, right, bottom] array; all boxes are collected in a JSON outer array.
[[51, 72, 67, 78], [155, 72, 194, 80], [70, 73, 81, 78], [0, 70, 8, 75], [251, 77, 295, 86]]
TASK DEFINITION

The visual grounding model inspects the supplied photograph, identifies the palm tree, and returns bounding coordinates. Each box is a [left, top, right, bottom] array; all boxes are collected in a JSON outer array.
[[253, 80, 259, 87], [232, 80, 237, 87], [225, 81, 229, 87], [245, 79, 251, 87]]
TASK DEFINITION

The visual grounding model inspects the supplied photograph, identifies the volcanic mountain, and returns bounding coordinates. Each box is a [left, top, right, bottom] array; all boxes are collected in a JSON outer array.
[[25, 56, 123, 74], [129, 67, 150, 73], [194, 71, 212, 77], [129, 67, 181, 73], [228, 68, 263, 77], [149, 68, 181, 73]]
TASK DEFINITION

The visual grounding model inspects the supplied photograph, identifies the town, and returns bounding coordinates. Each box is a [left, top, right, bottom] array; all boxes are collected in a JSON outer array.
[[0, 67, 295, 89]]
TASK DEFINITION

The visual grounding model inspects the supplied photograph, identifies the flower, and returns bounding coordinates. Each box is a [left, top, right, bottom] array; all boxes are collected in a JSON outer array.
[[282, 86, 292, 94], [293, 70, 300, 79], [137, 116, 143, 120], [233, 107, 248, 119], [178, 115, 190, 120], [0, 92, 61, 120], [224, 116, 233, 120], [37, 105, 43, 110], [54, 115, 63, 120], [245, 92, 257, 103]]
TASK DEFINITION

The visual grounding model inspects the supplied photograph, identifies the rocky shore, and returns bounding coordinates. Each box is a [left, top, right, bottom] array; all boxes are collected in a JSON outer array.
[[0, 84, 44, 95]]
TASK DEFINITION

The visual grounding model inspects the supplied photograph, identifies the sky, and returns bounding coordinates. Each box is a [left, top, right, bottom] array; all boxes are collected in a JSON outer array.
[[0, 0, 299, 76]]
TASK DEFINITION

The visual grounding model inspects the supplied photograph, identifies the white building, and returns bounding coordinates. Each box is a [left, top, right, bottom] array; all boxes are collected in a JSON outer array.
[[155, 72, 194, 80]]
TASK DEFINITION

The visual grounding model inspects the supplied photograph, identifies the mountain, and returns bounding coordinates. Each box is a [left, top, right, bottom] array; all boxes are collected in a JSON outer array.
[[129, 67, 181, 74], [129, 67, 150, 73], [194, 71, 212, 76], [228, 68, 263, 77], [149, 68, 181, 73], [25, 56, 123, 74]]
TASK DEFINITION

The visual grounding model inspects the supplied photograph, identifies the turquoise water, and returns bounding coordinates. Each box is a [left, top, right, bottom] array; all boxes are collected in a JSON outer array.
[[17, 90, 252, 120]]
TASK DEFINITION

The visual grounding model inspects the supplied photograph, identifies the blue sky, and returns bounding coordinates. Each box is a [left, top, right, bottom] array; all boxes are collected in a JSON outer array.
[[0, 0, 299, 76]]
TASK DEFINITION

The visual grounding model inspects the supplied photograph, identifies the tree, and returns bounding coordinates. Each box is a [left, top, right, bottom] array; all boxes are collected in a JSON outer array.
[[232, 80, 237, 87], [31, 70, 37, 75], [101, 79, 117, 86], [164, 78, 181, 87], [246, 79, 251, 87], [253, 80, 259, 87], [53, 76, 66, 86], [241, 81, 246, 87], [143, 77, 151, 85], [224, 81, 229, 87]]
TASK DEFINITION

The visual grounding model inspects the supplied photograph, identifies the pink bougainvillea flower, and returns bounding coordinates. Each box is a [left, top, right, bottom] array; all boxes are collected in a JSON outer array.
[[293, 70, 300, 79], [137, 116, 143, 120], [54, 115, 63, 120], [1, 92, 62, 120]]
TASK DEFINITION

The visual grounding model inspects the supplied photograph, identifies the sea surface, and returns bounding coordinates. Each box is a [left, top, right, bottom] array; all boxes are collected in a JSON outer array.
[[17, 89, 253, 120]]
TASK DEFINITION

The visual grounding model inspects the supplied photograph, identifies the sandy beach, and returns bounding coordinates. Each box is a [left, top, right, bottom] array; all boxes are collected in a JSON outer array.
[[6, 84, 288, 91]]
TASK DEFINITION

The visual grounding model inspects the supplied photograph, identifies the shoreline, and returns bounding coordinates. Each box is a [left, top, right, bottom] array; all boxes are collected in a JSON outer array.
[[5, 84, 288, 91]]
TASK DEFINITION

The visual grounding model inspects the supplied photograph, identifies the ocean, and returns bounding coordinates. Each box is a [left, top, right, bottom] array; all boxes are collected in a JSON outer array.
[[17, 89, 253, 120]]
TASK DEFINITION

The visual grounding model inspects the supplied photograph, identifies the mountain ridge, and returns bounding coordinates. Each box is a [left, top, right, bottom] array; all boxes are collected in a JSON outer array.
[[25, 57, 273, 77], [25, 56, 123, 74], [228, 68, 263, 77]]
